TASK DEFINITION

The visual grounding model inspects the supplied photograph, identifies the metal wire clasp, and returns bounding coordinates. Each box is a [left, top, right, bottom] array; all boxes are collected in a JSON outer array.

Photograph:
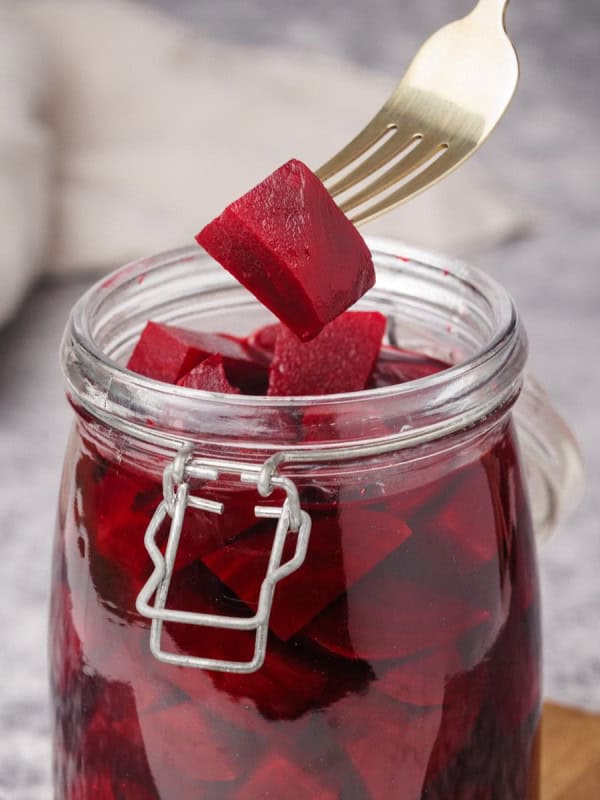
[[136, 445, 311, 674]]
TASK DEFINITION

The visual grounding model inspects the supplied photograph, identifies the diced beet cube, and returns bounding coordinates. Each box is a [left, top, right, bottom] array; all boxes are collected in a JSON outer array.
[[158, 562, 327, 719], [75, 456, 162, 605], [454, 563, 512, 671], [246, 322, 282, 360], [156, 622, 326, 722], [377, 646, 463, 708], [126, 321, 208, 383], [78, 450, 261, 604], [127, 321, 268, 390], [149, 653, 276, 741], [439, 468, 508, 573], [389, 452, 512, 592], [327, 691, 442, 800], [369, 344, 449, 388], [196, 159, 375, 341], [214, 635, 328, 721], [178, 355, 241, 394], [304, 553, 490, 661], [175, 489, 265, 566], [87, 624, 170, 715], [277, 713, 364, 798], [268, 311, 386, 396], [386, 472, 462, 522], [80, 680, 157, 790], [234, 753, 338, 800], [203, 510, 411, 640], [138, 704, 240, 783]]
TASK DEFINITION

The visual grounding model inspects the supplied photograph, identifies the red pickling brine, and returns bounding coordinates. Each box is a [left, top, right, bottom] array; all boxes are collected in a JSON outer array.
[[53, 245, 543, 800], [51, 374, 540, 799]]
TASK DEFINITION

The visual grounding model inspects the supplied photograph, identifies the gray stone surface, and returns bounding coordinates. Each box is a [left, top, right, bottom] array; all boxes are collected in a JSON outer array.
[[1, 0, 599, 797]]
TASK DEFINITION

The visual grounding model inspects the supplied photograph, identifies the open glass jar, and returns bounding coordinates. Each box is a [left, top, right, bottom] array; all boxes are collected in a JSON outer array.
[[53, 239, 583, 800]]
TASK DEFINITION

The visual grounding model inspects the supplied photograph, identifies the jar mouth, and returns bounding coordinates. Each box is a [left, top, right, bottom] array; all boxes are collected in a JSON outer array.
[[62, 237, 527, 452]]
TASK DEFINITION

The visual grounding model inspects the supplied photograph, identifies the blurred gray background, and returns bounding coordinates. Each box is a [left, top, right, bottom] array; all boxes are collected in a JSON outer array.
[[0, 0, 598, 796]]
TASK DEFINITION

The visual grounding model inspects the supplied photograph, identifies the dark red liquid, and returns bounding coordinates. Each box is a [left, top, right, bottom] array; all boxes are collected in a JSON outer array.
[[51, 359, 541, 799]]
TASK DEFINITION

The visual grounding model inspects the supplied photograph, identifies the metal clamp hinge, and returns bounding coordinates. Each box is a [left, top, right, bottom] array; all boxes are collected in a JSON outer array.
[[136, 445, 312, 674]]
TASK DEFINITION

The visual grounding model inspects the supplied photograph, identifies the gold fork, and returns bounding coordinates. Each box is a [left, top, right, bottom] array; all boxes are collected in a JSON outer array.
[[317, 0, 518, 225]]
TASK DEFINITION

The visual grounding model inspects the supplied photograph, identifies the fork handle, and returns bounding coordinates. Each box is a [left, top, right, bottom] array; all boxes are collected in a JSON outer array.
[[473, 0, 511, 21]]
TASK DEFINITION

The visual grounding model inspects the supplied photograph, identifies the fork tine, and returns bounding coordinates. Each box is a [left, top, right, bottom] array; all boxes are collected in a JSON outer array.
[[316, 112, 392, 183], [327, 131, 423, 198], [349, 148, 459, 225], [339, 138, 445, 214]]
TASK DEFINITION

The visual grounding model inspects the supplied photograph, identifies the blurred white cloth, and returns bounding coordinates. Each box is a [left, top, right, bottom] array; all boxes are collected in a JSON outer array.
[[0, 1, 51, 327], [2, 0, 532, 323]]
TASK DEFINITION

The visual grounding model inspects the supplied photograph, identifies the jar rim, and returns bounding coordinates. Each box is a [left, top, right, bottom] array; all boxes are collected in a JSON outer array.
[[61, 237, 527, 454]]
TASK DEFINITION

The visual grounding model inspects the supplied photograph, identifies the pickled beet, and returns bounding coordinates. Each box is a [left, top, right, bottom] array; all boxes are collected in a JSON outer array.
[[304, 569, 490, 662], [125, 317, 454, 398], [177, 355, 240, 394], [268, 311, 386, 396], [196, 159, 375, 341], [245, 322, 281, 359], [234, 753, 338, 800], [127, 322, 268, 390], [137, 704, 241, 783], [327, 691, 443, 800], [377, 645, 463, 707], [53, 330, 541, 798], [202, 511, 412, 640]]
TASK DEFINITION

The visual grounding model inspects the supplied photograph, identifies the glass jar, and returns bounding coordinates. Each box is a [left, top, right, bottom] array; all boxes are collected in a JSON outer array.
[[53, 238, 583, 800]]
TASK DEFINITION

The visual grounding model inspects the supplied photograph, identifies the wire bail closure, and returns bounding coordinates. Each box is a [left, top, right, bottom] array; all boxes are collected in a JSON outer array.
[[136, 445, 311, 674]]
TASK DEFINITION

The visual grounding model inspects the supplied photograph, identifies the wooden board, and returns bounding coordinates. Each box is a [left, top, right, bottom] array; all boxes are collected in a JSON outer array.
[[542, 703, 600, 799]]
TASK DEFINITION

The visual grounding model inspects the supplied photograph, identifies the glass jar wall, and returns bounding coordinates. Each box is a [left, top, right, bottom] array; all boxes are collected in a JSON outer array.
[[52, 241, 547, 799]]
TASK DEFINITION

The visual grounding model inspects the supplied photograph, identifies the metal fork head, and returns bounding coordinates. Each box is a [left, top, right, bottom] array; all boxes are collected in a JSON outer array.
[[317, 0, 518, 225]]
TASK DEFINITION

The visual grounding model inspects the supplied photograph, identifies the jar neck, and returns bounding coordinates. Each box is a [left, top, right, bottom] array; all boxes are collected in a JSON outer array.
[[61, 238, 527, 458]]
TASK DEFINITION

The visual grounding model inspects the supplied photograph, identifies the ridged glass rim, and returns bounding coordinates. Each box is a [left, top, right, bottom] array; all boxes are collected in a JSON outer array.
[[61, 236, 527, 453]]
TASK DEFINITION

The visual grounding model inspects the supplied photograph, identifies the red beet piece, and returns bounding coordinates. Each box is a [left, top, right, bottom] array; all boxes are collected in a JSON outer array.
[[268, 311, 386, 396], [138, 704, 239, 783], [246, 322, 281, 360], [304, 553, 489, 661], [203, 510, 412, 640], [197, 159, 375, 341], [410, 467, 506, 578], [80, 682, 157, 791], [127, 321, 268, 390], [328, 691, 442, 800], [75, 454, 161, 601], [178, 355, 241, 394], [377, 645, 463, 708], [369, 344, 449, 388], [234, 753, 338, 800], [159, 562, 327, 719], [148, 649, 273, 739]]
